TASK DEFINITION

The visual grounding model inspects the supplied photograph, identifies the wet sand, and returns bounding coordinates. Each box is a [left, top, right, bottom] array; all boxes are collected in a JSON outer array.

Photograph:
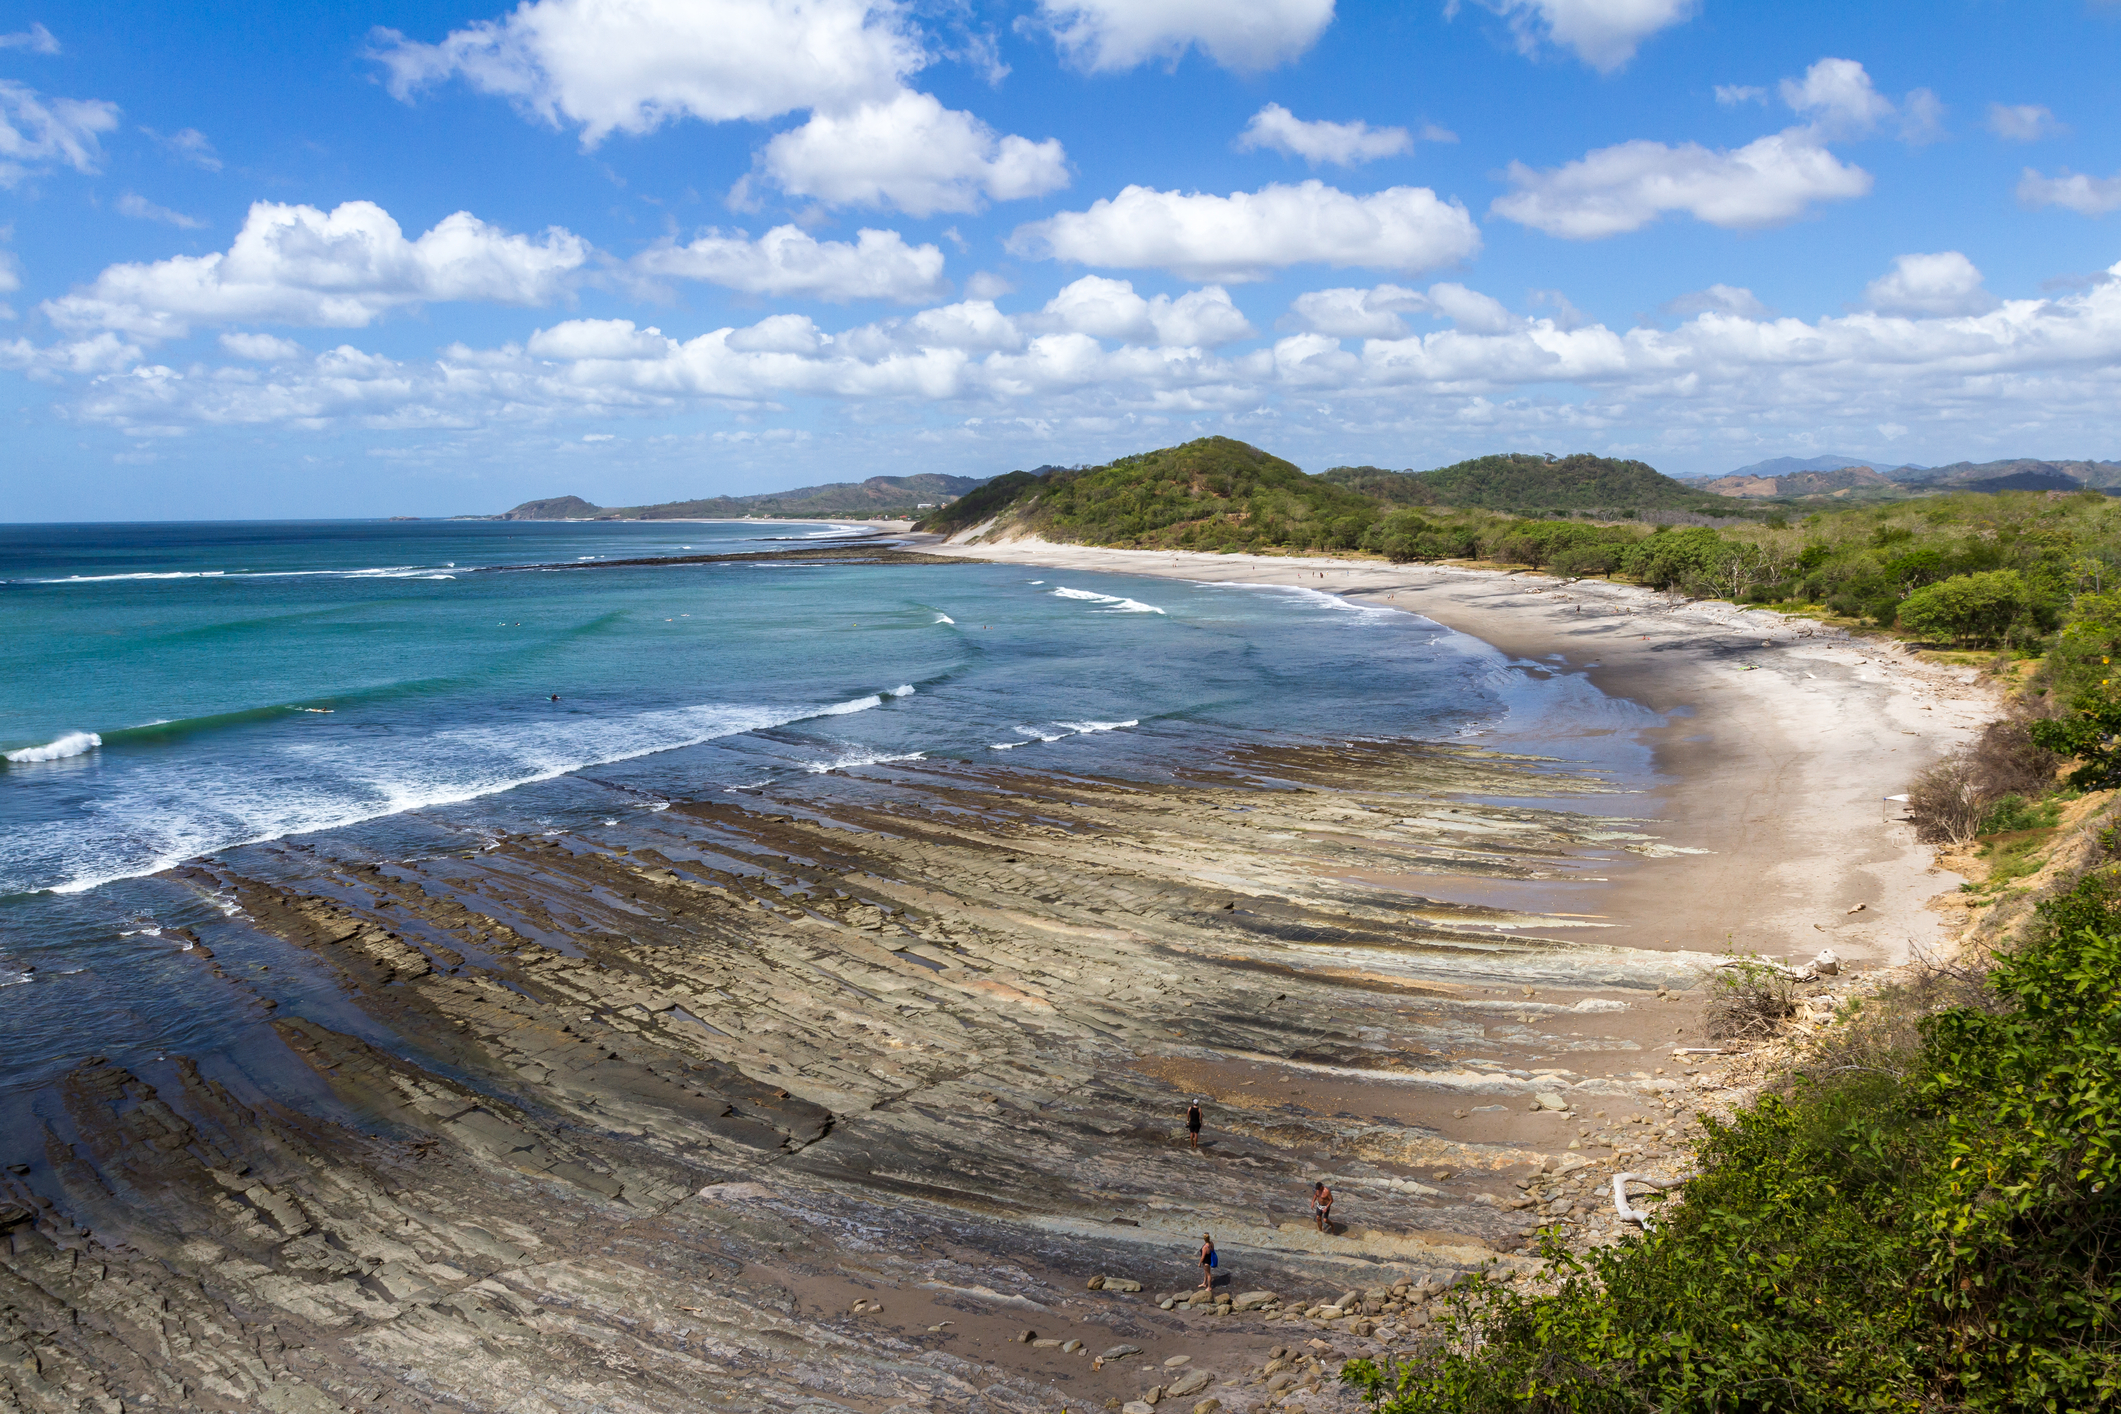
[[0, 542, 1994, 1414]]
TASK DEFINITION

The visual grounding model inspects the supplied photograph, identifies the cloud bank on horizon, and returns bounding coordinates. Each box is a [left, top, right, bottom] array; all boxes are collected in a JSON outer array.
[[0, 0, 2118, 516]]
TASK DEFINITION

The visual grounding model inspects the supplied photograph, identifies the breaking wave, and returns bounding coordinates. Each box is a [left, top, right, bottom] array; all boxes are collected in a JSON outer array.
[[1051, 586, 1164, 614], [5, 731, 101, 763]]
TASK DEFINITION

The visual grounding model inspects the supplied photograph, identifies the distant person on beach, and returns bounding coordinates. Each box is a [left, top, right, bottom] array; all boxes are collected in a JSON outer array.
[[1198, 1233, 1216, 1290], [1186, 1099, 1203, 1148], [1311, 1180, 1334, 1232]]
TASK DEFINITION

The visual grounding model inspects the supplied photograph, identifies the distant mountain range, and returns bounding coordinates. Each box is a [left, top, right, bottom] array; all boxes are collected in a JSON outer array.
[[485, 474, 990, 521], [1686, 454, 2121, 500]]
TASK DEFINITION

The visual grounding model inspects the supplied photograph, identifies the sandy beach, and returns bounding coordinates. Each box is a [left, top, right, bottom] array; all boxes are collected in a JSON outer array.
[[0, 534, 1999, 1414], [922, 535, 1997, 974]]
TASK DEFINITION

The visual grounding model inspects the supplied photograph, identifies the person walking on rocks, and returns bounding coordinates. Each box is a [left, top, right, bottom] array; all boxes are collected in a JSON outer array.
[[1311, 1180, 1334, 1233], [1185, 1099, 1203, 1149], [1198, 1233, 1217, 1291]]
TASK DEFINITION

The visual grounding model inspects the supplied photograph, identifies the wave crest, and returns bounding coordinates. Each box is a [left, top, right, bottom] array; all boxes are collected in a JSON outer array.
[[6, 731, 101, 763]]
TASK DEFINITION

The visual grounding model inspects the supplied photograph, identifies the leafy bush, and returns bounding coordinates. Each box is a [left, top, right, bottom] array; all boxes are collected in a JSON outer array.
[[2030, 699, 2121, 790], [1344, 867, 2121, 1414], [1897, 570, 2034, 646]]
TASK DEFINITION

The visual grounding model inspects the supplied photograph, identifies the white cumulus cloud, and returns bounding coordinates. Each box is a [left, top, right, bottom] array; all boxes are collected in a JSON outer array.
[[1235, 104, 1437, 167], [1010, 180, 1481, 282], [1988, 103, 2064, 143], [0, 80, 119, 186], [1863, 252, 1997, 317], [1493, 58, 1894, 238], [1778, 56, 1893, 136], [1284, 281, 1523, 337], [632, 224, 946, 302], [370, 0, 921, 145], [45, 200, 590, 341], [1494, 131, 1870, 238], [1463, 0, 1696, 73], [2017, 168, 2121, 217], [1036, 0, 1334, 73], [219, 332, 305, 361], [758, 90, 1068, 216], [1040, 275, 1254, 346]]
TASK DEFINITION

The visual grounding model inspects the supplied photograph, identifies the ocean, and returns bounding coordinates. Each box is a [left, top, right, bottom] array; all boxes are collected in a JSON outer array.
[[0, 518, 1651, 1093]]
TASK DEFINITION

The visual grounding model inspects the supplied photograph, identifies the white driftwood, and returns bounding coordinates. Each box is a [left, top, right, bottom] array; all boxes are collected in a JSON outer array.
[[1612, 1172, 1680, 1229]]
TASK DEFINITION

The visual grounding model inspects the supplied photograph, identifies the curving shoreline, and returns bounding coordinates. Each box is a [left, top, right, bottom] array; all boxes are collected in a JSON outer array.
[[919, 534, 2000, 974], [0, 534, 2003, 1414]]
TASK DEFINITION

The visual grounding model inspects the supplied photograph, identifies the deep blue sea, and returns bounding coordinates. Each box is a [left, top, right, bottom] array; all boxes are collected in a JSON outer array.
[[0, 518, 1651, 1091]]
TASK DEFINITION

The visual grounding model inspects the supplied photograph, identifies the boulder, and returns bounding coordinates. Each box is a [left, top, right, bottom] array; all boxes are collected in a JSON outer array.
[[1168, 1370, 1212, 1397], [1814, 948, 1841, 975], [1531, 1091, 1570, 1111], [1124, 1403, 1155, 1414], [1232, 1291, 1277, 1311], [1193, 1402, 1221, 1414], [1087, 1275, 1105, 1290], [1105, 1277, 1144, 1293], [1101, 1344, 1144, 1361], [1062, 1339, 1083, 1353]]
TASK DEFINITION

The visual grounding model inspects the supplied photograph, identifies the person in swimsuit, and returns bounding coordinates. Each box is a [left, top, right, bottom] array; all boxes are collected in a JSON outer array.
[[1198, 1233, 1216, 1291], [1186, 1099, 1203, 1149], [1312, 1180, 1334, 1233]]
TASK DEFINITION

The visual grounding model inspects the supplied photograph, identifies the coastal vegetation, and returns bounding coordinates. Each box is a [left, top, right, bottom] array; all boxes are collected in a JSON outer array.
[[1346, 853, 2121, 1411]]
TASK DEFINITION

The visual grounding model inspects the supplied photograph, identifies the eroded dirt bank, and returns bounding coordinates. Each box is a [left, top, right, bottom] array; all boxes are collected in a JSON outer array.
[[6, 741, 1748, 1414]]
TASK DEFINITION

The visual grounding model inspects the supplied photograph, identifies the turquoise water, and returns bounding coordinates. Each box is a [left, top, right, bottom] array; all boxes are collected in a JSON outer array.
[[0, 518, 1652, 1090]]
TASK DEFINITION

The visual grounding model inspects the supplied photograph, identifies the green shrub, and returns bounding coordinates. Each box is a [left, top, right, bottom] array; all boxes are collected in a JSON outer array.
[[1898, 570, 2035, 647]]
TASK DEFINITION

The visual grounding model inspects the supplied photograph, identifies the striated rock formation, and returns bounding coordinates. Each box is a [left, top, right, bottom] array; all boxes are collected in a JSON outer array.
[[2, 743, 1711, 1411]]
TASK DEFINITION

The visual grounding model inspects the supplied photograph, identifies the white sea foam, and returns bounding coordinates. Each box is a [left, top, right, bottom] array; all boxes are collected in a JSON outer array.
[[6, 731, 101, 763], [804, 750, 925, 774], [935, 613, 955, 624], [1201, 581, 1397, 616], [1051, 586, 1165, 613], [1014, 726, 1067, 741], [24, 690, 916, 897], [1055, 719, 1138, 732]]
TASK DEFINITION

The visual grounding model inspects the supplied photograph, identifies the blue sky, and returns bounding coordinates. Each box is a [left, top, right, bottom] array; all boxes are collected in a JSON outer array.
[[2, 0, 2118, 519]]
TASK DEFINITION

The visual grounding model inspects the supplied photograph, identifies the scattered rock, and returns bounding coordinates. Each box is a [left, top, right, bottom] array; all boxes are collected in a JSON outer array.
[[1104, 1277, 1143, 1292], [1087, 1275, 1106, 1290], [1101, 1344, 1144, 1361], [1531, 1091, 1569, 1111], [1232, 1290, 1277, 1311], [1168, 1370, 1212, 1397], [1814, 948, 1841, 975], [1062, 1339, 1083, 1353], [1193, 1400, 1221, 1414], [1164, 1355, 1192, 1368]]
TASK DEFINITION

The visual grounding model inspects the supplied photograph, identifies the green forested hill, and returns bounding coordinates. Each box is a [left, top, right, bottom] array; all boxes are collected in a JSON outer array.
[[919, 437, 1384, 550], [1408, 452, 1733, 513]]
